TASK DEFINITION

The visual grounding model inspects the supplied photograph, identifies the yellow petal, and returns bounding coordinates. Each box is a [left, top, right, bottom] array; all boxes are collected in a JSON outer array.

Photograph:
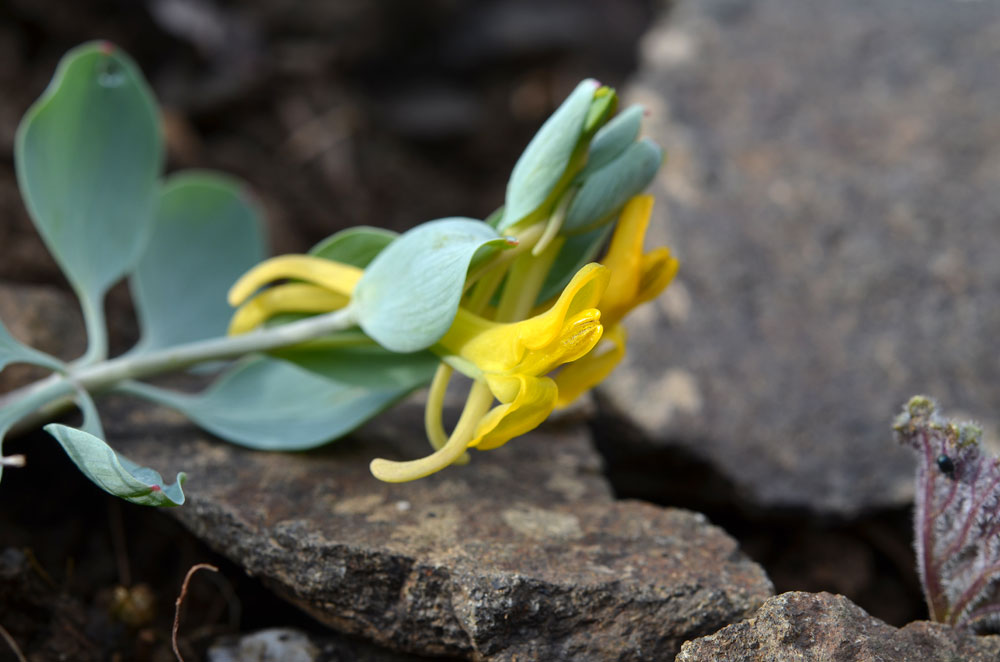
[[229, 283, 351, 335], [554, 323, 627, 408], [228, 255, 362, 307], [471, 374, 558, 450], [598, 195, 679, 328], [600, 195, 652, 324], [512, 309, 603, 377], [438, 263, 608, 375], [636, 248, 679, 307]]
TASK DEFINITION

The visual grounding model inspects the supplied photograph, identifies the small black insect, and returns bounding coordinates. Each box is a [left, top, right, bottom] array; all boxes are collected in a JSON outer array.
[[936, 453, 956, 477]]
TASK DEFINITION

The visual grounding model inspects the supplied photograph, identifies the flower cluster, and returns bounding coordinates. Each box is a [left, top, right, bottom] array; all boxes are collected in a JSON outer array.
[[228, 81, 678, 482]]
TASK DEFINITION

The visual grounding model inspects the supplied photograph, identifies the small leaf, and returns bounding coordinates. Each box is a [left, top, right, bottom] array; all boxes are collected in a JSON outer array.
[[563, 138, 663, 235], [578, 104, 644, 180], [354, 218, 509, 352], [310, 226, 397, 268], [895, 397, 1000, 630], [45, 423, 186, 506], [500, 79, 599, 231], [122, 357, 415, 451], [0, 318, 64, 373], [15, 41, 163, 305], [130, 171, 266, 352], [273, 342, 438, 390]]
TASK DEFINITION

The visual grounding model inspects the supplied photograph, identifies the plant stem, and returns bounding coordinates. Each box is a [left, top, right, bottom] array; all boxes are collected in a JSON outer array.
[[0, 305, 360, 436]]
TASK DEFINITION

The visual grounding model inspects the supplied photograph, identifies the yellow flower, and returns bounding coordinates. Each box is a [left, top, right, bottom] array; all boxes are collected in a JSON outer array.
[[225, 250, 611, 482], [370, 263, 608, 481], [553, 195, 678, 407], [227, 255, 362, 333]]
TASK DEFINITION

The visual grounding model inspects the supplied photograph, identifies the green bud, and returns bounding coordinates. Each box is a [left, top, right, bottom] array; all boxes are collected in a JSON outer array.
[[562, 138, 664, 235]]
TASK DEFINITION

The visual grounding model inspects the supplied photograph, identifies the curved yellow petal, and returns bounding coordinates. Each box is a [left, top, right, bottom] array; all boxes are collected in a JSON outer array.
[[228, 283, 351, 335], [512, 309, 603, 377], [438, 263, 608, 375], [554, 323, 627, 408], [228, 255, 362, 307], [471, 374, 558, 450], [600, 195, 652, 324], [636, 248, 679, 307]]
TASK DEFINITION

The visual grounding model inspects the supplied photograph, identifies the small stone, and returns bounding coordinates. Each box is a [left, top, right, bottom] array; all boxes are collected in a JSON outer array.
[[677, 591, 1000, 662]]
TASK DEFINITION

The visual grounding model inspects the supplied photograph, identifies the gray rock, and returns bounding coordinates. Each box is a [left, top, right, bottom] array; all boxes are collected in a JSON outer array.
[[107, 399, 773, 661], [607, 0, 1000, 515], [676, 591, 1000, 662], [0, 281, 85, 393]]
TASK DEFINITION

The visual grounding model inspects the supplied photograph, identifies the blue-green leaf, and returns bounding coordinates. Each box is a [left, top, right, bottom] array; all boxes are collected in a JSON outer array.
[[310, 226, 397, 268], [121, 357, 412, 451], [130, 171, 266, 353], [273, 342, 438, 390], [45, 423, 186, 506], [0, 318, 64, 374], [578, 104, 644, 180], [563, 138, 663, 235], [15, 41, 163, 306], [354, 218, 509, 352], [500, 79, 600, 231]]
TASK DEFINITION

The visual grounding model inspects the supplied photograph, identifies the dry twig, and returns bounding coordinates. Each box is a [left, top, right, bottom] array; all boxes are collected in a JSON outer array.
[[172, 563, 219, 662], [0, 623, 27, 662]]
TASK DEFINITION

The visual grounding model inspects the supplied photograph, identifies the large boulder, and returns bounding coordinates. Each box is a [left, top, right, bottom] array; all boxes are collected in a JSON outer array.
[[605, 0, 1000, 515]]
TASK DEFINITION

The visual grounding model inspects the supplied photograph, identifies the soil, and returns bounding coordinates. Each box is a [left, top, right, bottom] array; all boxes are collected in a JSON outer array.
[[0, 1, 931, 660]]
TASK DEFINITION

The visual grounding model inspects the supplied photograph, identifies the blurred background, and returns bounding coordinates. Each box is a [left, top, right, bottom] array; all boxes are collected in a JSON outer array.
[[0, 0, 659, 283]]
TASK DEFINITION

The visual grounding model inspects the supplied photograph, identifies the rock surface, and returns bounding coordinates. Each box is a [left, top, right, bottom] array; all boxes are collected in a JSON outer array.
[[0, 281, 85, 393], [107, 398, 772, 661], [677, 591, 1000, 662], [607, 0, 1000, 515]]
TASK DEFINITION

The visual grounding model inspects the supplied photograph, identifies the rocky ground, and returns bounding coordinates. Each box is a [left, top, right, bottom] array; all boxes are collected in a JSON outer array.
[[3, 0, 1000, 660]]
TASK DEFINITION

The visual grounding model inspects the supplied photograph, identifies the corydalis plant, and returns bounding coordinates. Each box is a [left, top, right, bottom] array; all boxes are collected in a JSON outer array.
[[0, 42, 675, 506], [894, 396, 1000, 631]]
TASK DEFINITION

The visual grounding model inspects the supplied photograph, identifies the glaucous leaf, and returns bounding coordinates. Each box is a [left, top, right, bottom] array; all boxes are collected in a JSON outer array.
[[273, 342, 438, 390], [577, 104, 644, 180], [122, 357, 412, 451], [310, 226, 397, 268], [130, 171, 266, 352], [499, 79, 599, 231], [563, 138, 663, 235], [354, 218, 509, 352], [15, 41, 163, 303], [45, 423, 186, 506]]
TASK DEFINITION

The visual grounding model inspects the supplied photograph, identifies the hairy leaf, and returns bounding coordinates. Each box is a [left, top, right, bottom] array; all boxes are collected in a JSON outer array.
[[895, 396, 1000, 631]]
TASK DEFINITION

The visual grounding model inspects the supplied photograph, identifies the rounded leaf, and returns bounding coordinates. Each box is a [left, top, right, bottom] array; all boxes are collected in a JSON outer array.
[[15, 41, 163, 301], [130, 171, 266, 352], [353, 218, 509, 352], [123, 358, 415, 451], [310, 226, 397, 268]]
